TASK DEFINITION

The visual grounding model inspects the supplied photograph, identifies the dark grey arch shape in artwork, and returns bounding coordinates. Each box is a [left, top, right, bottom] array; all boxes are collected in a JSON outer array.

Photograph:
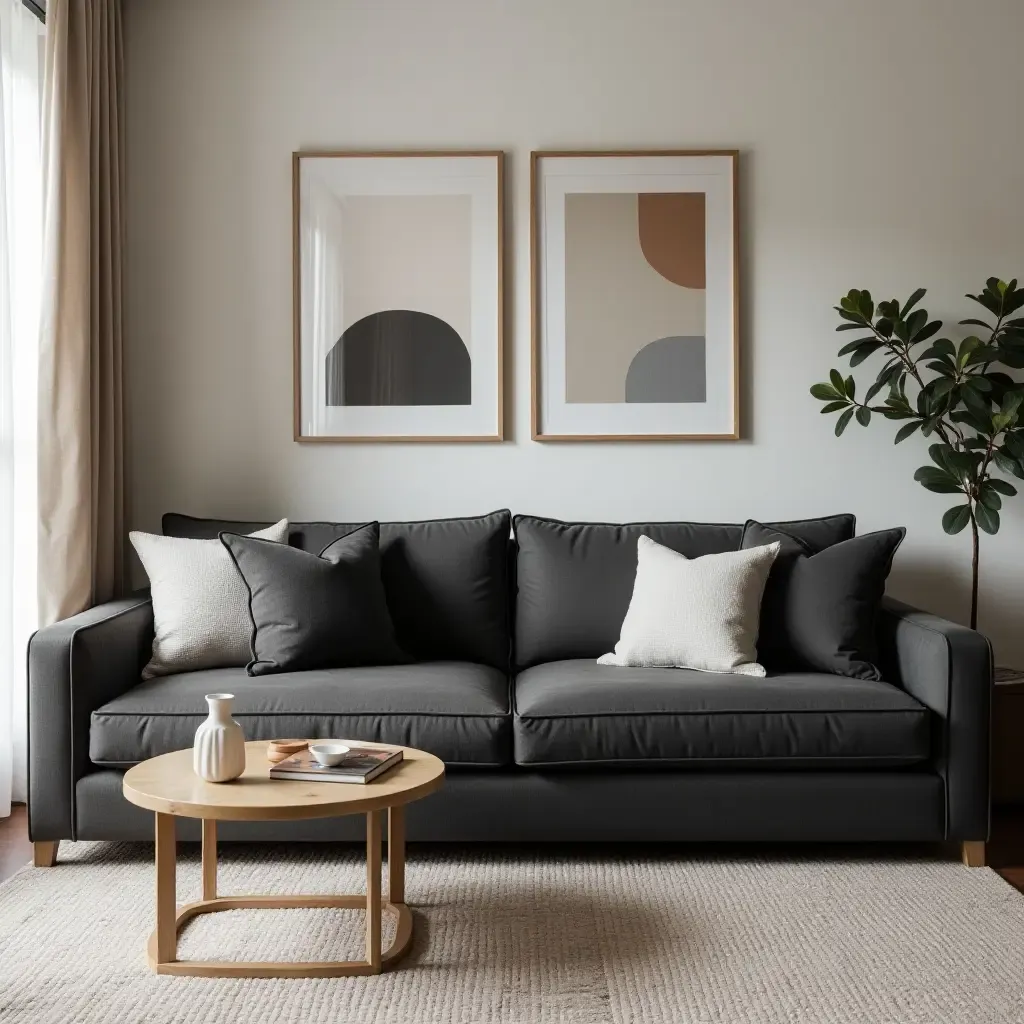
[[326, 309, 471, 407], [624, 336, 707, 403]]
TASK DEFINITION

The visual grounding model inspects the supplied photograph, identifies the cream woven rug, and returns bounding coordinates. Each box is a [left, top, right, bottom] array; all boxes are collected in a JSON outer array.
[[1, 842, 1023, 1023]]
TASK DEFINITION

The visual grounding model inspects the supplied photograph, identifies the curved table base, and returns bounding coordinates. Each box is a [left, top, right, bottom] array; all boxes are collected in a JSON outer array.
[[147, 808, 411, 978], [147, 895, 414, 978]]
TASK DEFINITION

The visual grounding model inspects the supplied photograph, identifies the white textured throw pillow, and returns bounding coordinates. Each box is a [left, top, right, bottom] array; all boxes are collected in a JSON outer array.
[[598, 536, 780, 676], [131, 520, 289, 678]]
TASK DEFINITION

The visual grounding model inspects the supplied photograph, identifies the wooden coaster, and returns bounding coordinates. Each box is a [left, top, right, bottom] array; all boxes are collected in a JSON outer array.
[[266, 739, 308, 763]]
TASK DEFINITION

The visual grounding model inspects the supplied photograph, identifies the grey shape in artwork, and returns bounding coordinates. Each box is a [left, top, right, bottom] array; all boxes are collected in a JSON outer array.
[[326, 309, 471, 406], [624, 336, 707, 403]]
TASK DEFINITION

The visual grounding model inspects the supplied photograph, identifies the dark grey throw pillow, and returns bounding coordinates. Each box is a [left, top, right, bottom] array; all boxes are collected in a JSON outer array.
[[740, 521, 906, 680], [220, 523, 406, 675]]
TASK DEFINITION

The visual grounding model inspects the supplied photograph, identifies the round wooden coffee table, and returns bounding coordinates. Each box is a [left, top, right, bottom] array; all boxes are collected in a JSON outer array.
[[123, 740, 444, 978]]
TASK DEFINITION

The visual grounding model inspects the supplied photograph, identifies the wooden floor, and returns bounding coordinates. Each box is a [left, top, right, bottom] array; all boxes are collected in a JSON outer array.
[[1, 804, 1022, 892], [0, 806, 32, 882]]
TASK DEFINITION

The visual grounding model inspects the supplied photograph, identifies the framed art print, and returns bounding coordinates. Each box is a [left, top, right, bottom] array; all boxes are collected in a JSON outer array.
[[293, 151, 504, 441], [531, 150, 739, 440]]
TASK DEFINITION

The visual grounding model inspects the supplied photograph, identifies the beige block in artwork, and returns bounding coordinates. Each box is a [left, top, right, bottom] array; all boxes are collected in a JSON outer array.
[[564, 192, 705, 403], [339, 193, 472, 351]]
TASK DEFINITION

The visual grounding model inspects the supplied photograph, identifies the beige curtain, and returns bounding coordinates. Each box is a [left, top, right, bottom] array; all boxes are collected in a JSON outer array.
[[38, 0, 124, 624]]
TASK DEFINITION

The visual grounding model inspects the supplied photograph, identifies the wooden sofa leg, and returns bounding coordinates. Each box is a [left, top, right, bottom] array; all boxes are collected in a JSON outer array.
[[33, 841, 59, 867], [961, 841, 986, 867]]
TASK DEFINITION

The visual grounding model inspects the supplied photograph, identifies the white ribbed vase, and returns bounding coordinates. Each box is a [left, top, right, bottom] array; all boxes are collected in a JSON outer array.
[[193, 693, 246, 782]]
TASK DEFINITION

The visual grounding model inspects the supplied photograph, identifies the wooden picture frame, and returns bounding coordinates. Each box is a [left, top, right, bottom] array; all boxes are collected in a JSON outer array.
[[531, 150, 739, 441], [293, 150, 505, 442]]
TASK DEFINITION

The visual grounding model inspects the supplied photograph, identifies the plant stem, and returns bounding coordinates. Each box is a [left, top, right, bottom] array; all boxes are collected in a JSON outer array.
[[969, 505, 980, 631]]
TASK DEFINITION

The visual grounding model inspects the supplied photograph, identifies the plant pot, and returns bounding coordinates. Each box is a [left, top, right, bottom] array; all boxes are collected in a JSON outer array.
[[193, 692, 246, 782]]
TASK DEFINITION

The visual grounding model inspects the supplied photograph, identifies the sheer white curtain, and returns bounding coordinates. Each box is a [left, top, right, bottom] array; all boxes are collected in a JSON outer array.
[[0, 0, 43, 817]]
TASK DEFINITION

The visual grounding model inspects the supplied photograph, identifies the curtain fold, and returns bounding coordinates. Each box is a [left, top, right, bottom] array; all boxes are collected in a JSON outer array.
[[38, 0, 124, 625]]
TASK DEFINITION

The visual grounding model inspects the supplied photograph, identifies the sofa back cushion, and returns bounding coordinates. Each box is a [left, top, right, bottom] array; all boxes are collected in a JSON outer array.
[[163, 510, 512, 671], [512, 514, 856, 669]]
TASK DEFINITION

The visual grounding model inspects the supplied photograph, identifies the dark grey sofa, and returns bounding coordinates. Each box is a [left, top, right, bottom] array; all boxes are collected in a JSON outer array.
[[27, 510, 993, 862]]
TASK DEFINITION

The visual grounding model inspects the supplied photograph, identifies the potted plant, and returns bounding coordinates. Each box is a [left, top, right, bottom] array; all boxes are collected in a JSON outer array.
[[811, 278, 1024, 630]]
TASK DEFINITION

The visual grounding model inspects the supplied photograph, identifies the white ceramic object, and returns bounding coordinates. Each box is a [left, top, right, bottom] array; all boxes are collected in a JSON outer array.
[[309, 743, 351, 767], [193, 693, 246, 782]]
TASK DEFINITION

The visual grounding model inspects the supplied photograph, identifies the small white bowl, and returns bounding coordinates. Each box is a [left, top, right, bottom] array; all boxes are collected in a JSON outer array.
[[309, 742, 351, 767]]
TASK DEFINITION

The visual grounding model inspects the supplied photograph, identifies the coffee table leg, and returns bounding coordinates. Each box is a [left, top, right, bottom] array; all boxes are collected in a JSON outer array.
[[155, 812, 177, 964], [202, 819, 217, 900], [388, 805, 405, 904], [366, 810, 382, 972]]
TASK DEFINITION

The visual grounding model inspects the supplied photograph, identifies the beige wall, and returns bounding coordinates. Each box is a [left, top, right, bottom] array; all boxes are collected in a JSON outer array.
[[125, 0, 1024, 663]]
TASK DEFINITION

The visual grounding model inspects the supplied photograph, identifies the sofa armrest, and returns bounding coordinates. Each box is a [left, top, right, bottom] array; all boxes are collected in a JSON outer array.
[[27, 594, 153, 841], [877, 596, 992, 840]]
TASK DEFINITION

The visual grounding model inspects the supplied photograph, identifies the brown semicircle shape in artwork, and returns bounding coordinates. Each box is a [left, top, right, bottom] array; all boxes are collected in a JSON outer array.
[[637, 192, 706, 289]]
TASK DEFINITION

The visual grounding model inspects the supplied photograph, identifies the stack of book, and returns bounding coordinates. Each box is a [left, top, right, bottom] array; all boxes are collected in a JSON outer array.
[[269, 744, 403, 785]]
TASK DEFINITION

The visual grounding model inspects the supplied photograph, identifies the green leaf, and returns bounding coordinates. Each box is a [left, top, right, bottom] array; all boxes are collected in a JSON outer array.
[[900, 287, 927, 318], [810, 383, 842, 401], [837, 337, 879, 357], [928, 443, 956, 473], [959, 318, 992, 329], [893, 319, 910, 344], [978, 486, 1002, 511], [830, 369, 845, 394], [819, 401, 847, 414], [894, 421, 921, 444], [967, 289, 1002, 317], [845, 376, 856, 401], [962, 375, 992, 392], [942, 505, 972, 535], [928, 443, 973, 480], [933, 338, 956, 357], [953, 407, 996, 435], [855, 407, 871, 427], [864, 375, 889, 405], [905, 308, 928, 340], [957, 336, 983, 368], [975, 503, 1000, 535], [993, 450, 1024, 479], [836, 323, 869, 332], [962, 386, 992, 421], [857, 290, 874, 320], [849, 341, 882, 367], [835, 408, 854, 437], [1004, 431, 1024, 458], [968, 344, 999, 365], [836, 308, 867, 325], [913, 466, 962, 493], [986, 477, 1018, 496], [910, 320, 942, 345], [1001, 391, 1023, 419]]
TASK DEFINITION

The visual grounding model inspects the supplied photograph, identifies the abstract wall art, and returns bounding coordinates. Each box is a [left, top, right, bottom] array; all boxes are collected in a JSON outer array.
[[531, 151, 739, 440], [294, 152, 503, 441]]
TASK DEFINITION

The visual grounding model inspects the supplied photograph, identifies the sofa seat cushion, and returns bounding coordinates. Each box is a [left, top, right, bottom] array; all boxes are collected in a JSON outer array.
[[91, 662, 511, 768], [513, 660, 930, 768]]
